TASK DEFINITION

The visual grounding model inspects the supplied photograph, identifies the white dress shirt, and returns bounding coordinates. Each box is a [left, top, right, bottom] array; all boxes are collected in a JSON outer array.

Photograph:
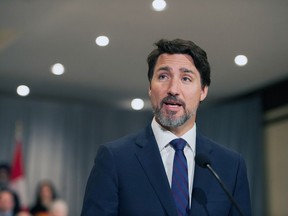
[[151, 117, 196, 206]]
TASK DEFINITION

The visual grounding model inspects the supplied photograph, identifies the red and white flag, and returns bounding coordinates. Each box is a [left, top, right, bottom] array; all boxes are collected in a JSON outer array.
[[10, 121, 28, 209]]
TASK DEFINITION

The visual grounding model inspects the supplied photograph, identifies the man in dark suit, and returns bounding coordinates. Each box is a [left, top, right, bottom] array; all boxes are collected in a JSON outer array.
[[0, 164, 20, 215], [81, 39, 251, 216], [0, 189, 15, 216]]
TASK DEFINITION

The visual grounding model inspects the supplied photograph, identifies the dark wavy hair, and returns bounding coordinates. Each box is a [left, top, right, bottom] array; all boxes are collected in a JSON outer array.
[[147, 39, 211, 88]]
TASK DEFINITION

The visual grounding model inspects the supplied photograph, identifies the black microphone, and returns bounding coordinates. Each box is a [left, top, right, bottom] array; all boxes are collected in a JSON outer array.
[[195, 153, 245, 216]]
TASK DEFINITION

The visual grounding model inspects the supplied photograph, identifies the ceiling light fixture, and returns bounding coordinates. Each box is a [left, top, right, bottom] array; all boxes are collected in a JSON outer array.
[[95, 36, 109, 46], [131, 98, 145, 110], [17, 85, 30, 96], [234, 55, 248, 66], [51, 63, 65, 75], [152, 0, 167, 11]]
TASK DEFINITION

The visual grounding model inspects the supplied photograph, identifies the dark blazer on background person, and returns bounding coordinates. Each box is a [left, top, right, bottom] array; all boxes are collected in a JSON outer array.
[[81, 125, 251, 216]]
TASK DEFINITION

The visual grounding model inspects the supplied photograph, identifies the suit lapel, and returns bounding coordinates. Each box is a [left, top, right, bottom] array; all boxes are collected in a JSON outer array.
[[190, 134, 214, 215], [135, 126, 177, 216]]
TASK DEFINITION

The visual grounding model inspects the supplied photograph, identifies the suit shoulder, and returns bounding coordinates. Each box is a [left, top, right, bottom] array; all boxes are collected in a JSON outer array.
[[197, 133, 243, 161], [101, 126, 148, 150]]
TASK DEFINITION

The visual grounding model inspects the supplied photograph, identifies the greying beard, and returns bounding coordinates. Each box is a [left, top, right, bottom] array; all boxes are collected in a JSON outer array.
[[153, 105, 195, 128]]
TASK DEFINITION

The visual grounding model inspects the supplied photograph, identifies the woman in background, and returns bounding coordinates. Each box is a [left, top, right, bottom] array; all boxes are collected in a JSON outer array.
[[30, 180, 57, 216]]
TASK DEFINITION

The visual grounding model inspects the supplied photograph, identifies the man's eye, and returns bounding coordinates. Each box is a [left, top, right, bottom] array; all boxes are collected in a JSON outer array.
[[158, 74, 168, 80], [182, 77, 192, 82]]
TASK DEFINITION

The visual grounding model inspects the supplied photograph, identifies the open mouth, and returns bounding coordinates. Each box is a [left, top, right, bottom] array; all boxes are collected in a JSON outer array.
[[164, 101, 182, 107], [161, 96, 185, 110], [162, 98, 184, 111]]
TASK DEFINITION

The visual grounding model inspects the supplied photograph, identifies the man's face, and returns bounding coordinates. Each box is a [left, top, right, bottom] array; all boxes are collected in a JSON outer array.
[[149, 54, 208, 135], [0, 191, 14, 212]]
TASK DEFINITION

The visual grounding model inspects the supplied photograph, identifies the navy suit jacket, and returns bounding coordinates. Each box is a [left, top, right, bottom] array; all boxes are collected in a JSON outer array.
[[81, 125, 251, 216]]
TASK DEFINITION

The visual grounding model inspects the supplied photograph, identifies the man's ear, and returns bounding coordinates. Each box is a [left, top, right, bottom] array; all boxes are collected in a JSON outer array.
[[148, 85, 151, 97], [200, 86, 208, 102]]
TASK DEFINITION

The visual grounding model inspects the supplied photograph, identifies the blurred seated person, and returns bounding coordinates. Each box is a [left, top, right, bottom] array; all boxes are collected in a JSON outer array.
[[0, 189, 15, 216], [48, 200, 68, 216], [30, 180, 57, 216], [0, 163, 20, 214]]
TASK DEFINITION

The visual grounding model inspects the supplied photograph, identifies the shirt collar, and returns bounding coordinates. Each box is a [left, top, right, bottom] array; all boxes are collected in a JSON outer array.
[[151, 117, 196, 153]]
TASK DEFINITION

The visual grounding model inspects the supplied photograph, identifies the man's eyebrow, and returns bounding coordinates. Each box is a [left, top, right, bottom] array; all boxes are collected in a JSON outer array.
[[156, 66, 171, 72], [180, 67, 194, 74], [156, 66, 195, 74]]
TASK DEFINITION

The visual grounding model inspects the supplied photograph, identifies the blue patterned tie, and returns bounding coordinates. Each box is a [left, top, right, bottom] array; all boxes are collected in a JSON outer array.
[[171, 138, 189, 216]]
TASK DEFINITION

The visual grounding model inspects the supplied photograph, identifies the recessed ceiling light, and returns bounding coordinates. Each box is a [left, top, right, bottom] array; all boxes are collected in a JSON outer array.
[[17, 85, 30, 96], [95, 36, 109, 46], [152, 0, 167, 11], [131, 98, 144, 110], [51, 63, 65, 75], [234, 55, 248, 66]]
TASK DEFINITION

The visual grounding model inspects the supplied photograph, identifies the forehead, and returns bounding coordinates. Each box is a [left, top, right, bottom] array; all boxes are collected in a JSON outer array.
[[155, 53, 195, 67], [0, 191, 13, 199]]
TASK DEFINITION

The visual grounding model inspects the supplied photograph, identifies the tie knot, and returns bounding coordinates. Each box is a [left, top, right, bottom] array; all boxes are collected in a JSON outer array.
[[170, 138, 187, 151]]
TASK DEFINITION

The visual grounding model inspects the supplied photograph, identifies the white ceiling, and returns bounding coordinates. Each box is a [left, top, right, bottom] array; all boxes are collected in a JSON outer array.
[[1, 0, 288, 109]]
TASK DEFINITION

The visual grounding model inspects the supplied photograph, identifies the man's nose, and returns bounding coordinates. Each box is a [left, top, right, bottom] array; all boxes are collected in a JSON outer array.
[[167, 79, 180, 96]]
